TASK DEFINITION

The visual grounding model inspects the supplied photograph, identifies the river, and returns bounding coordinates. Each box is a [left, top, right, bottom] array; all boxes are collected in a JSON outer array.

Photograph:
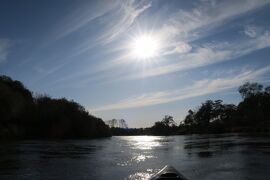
[[0, 134, 270, 179]]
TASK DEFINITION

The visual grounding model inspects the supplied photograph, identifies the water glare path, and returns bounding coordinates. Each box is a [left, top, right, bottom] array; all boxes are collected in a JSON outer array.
[[1, 135, 270, 179]]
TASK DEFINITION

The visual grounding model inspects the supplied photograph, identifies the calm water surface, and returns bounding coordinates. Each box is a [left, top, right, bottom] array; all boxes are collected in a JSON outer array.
[[1, 134, 270, 179]]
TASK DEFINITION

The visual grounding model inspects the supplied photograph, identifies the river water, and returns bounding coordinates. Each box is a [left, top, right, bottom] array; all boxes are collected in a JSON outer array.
[[0, 134, 270, 179]]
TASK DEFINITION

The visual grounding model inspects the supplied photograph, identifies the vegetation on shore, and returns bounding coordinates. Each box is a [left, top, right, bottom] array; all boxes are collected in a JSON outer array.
[[1, 74, 270, 139], [0, 75, 110, 139], [111, 82, 270, 135]]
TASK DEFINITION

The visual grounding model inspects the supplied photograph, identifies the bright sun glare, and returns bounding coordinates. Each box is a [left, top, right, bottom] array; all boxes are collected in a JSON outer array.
[[131, 35, 159, 59]]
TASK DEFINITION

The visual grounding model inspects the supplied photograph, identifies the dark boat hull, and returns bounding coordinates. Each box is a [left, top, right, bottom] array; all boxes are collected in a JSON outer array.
[[150, 165, 188, 180]]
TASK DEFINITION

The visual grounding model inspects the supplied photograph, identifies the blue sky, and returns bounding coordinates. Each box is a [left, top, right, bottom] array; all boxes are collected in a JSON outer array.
[[1, 0, 270, 127]]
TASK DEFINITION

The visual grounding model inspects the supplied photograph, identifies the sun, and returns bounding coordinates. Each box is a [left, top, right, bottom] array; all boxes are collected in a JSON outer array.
[[131, 34, 159, 59]]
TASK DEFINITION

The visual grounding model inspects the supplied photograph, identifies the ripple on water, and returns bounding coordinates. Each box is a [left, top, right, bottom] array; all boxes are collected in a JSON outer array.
[[117, 154, 155, 166], [128, 169, 155, 180]]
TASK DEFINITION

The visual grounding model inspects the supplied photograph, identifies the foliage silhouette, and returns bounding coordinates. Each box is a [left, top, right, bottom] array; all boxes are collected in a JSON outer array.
[[110, 82, 270, 136], [0, 75, 110, 139], [179, 82, 270, 134], [151, 115, 178, 135], [238, 82, 263, 99], [2, 75, 270, 137]]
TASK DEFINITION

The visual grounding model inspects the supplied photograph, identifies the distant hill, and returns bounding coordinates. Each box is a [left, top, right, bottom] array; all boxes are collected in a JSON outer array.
[[0, 75, 111, 139]]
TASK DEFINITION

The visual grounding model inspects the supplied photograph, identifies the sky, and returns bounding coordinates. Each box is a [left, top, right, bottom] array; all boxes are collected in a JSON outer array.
[[1, 0, 270, 128]]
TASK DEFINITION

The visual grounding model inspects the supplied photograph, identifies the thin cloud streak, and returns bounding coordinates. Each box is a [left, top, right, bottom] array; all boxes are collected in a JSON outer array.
[[74, 0, 151, 55], [97, 1, 151, 44], [166, 0, 269, 38], [29, 0, 151, 86], [20, 0, 270, 95], [0, 39, 12, 63], [244, 25, 259, 38], [90, 66, 270, 112], [126, 30, 270, 80], [51, 29, 270, 89], [152, 0, 270, 53], [92, 0, 270, 75], [53, 0, 119, 40], [34, 0, 270, 86]]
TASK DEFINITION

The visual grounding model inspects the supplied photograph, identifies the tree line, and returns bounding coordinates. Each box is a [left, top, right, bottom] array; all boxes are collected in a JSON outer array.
[[111, 82, 270, 135], [178, 82, 270, 134], [1, 74, 270, 138], [0, 75, 110, 139]]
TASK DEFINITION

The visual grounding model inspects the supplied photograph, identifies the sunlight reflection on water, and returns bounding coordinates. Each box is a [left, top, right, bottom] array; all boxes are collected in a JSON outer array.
[[128, 171, 152, 180], [125, 136, 162, 150], [117, 154, 154, 166], [1, 135, 270, 179], [128, 169, 155, 180], [117, 136, 158, 169]]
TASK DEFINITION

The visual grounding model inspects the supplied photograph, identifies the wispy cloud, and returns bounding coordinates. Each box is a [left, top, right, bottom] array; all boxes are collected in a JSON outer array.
[[29, 0, 151, 86], [125, 30, 270, 79], [90, 0, 270, 74], [90, 66, 270, 112], [157, 0, 270, 42], [162, 41, 192, 55], [0, 39, 12, 63], [50, 28, 270, 88], [27, 0, 270, 91], [134, 0, 270, 58], [128, 47, 231, 79], [97, 0, 151, 44], [72, 0, 151, 54], [53, 1, 119, 40], [244, 25, 259, 38]]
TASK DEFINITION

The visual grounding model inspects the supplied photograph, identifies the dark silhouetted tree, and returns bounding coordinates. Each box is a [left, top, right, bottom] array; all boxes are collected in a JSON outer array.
[[238, 82, 263, 99], [151, 115, 178, 135], [162, 115, 176, 127], [181, 100, 237, 133], [265, 86, 270, 94], [184, 110, 195, 126], [0, 75, 110, 139], [237, 83, 270, 130]]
